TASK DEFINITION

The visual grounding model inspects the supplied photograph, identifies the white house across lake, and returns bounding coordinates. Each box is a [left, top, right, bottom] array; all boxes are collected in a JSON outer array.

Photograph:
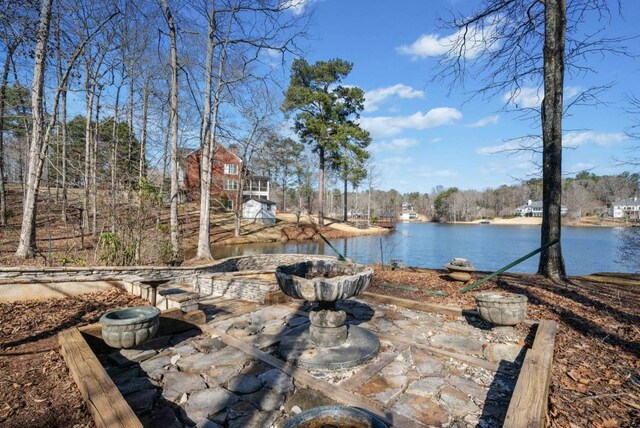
[[515, 200, 567, 217], [609, 197, 640, 219]]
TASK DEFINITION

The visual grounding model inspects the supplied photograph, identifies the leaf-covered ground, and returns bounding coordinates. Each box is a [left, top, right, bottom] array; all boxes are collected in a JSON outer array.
[[0, 289, 147, 428]]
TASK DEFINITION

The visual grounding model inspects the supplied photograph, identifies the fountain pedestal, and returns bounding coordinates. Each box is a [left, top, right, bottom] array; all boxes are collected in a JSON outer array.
[[275, 259, 380, 371]]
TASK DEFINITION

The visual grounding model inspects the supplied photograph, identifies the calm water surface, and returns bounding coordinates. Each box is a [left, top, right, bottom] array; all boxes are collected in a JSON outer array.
[[211, 222, 632, 275]]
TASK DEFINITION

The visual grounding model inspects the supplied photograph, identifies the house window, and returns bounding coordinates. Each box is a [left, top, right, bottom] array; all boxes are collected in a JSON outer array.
[[223, 179, 238, 191], [224, 164, 238, 175]]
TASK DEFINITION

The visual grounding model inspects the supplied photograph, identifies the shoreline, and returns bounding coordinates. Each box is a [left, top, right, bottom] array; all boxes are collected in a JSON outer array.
[[410, 216, 632, 228]]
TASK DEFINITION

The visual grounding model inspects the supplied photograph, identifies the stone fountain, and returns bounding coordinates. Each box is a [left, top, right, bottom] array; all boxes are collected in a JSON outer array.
[[275, 259, 380, 371]]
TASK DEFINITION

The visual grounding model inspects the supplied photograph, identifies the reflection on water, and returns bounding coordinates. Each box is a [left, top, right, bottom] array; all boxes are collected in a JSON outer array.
[[211, 223, 633, 275]]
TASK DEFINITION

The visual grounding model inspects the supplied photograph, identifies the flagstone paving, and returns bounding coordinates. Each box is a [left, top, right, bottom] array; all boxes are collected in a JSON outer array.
[[100, 298, 528, 427]]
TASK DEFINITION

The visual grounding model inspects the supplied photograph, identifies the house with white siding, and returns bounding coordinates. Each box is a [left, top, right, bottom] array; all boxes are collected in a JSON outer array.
[[515, 200, 567, 217], [609, 197, 640, 218], [242, 198, 277, 225]]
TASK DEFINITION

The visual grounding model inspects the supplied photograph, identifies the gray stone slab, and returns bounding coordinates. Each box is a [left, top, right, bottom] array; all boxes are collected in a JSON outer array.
[[183, 387, 238, 423], [139, 406, 182, 428], [195, 419, 223, 428], [140, 355, 172, 374], [483, 343, 524, 363], [430, 334, 484, 355], [412, 348, 446, 377], [356, 374, 407, 405], [439, 386, 481, 417], [203, 365, 243, 388], [226, 374, 262, 394], [125, 387, 157, 414], [177, 352, 219, 373], [108, 348, 158, 367], [116, 376, 158, 396], [244, 388, 285, 412], [448, 376, 488, 401], [192, 337, 226, 354], [228, 409, 278, 428], [287, 316, 308, 328], [258, 369, 294, 394], [392, 394, 450, 427], [173, 344, 198, 357], [163, 371, 207, 395], [406, 377, 446, 397]]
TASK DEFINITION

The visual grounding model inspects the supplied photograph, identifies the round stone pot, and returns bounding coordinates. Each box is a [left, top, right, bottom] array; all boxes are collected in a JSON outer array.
[[283, 405, 388, 428], [475, 292, 527, 326], [100, 306, 161, 349]]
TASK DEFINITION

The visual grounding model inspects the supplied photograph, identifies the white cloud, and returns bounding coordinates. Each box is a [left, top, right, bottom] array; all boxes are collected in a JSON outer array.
[[466, 115, 499, 128], [373, 138, 419, 152], [503, 86, 583, 109], [396, 23, 499, 60], [564, 131, 628, 148], [281, 0, 312, 15], [360, 107, 463, 137], [364, 84, 424, 112], [431, 137, 443, 144]]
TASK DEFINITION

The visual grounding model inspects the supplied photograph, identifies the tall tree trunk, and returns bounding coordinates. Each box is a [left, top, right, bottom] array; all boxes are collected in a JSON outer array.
[[92, 86, 102, 237], [15, 0, 52, 257], [0, 45, 16, 226], [318, 146, 325, 226], [111, 83, 121, 232], [83, 67, 94, 235], [197, 5, 235, 256], [139, 79, 149, 182], [161, 0, 180, 260], [196, 8, 216, 259], [161, 104, 169, 196], [281, 176, 286, 212], [343, 177, 347, 222], [538, 0, 567, 281]]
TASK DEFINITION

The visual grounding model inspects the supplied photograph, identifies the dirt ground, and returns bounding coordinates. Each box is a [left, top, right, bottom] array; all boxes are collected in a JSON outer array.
[[0, 289, 147, 428], [0, 270, 637, 427]]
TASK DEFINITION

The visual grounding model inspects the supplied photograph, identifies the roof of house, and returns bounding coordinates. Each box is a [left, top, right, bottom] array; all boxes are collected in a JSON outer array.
[[243, 197, 276, 205], [613, 197, 640, 206]]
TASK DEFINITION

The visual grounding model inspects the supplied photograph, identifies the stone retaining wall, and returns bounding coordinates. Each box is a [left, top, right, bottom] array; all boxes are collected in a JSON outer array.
[[0, 254, 339, 303]]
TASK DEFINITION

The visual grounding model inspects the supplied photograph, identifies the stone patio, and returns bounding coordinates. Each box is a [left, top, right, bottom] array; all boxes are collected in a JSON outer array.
[[97, 296, 528, 428]]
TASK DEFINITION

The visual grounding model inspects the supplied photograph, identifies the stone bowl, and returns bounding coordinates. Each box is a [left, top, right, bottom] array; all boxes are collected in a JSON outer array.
[[444, 263, 476, 282], [475, 292, 527, 326], [275, 259, 373, 301], [100, 306, 161, 349], [283, 405, 388, 428]]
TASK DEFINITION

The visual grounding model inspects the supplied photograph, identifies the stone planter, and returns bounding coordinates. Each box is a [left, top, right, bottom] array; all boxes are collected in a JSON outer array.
[[475, 292, 527, 326], [100, 306, 161, 349], [444, 258, 476, 282], [284, 405, 388, 428]]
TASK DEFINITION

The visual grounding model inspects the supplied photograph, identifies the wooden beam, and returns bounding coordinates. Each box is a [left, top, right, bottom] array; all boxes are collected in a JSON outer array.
[[503, 320, 557, 428], [204, 325, 425, 428], [59, 328, 142, 428], [361, 292, 467, 316], [375, 332, 499, 372]]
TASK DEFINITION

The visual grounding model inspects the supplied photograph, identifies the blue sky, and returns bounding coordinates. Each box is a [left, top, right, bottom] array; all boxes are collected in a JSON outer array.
[[285, 0, 640, 193]]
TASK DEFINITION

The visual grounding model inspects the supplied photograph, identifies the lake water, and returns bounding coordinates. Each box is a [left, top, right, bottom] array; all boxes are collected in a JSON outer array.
[[211, 222, 635, 275]]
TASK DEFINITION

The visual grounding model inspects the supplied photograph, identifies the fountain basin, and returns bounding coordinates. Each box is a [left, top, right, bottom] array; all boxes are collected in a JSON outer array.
[[284, 405, 388, 428], [475, 292, 527, 326], [444, 258, 476, 282], [276, 259, 379, 371], [100, 306, 160, 349], [275, 260, 373, 301]]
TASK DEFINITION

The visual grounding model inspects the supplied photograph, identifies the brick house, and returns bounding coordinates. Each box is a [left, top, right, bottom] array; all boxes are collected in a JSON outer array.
[[183, 144, 270, 210]]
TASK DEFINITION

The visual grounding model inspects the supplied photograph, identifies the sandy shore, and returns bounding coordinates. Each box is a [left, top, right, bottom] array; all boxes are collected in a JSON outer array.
[[463, 217, 542, 225]]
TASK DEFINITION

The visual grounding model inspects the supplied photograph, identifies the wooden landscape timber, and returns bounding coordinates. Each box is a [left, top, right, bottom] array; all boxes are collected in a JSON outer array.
[[58, 328, 142, 428], [504, 320, 558, 428]]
